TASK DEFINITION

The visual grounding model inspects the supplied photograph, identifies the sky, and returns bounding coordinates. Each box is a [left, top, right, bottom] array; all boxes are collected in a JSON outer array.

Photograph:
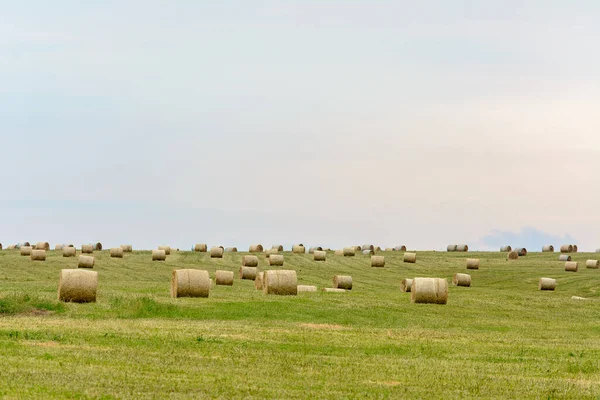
[[1, 1, 599, 251]]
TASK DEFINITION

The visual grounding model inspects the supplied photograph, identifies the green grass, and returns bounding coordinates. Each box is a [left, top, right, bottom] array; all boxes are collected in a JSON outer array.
[[1, 248, 600, 399]]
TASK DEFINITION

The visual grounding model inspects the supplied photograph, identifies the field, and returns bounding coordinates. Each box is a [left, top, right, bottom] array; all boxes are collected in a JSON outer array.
[[1, 248, 599, 399]]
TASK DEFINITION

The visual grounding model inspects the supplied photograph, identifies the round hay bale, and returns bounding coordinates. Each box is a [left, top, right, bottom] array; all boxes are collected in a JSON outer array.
[[542, 245, 554, 252], [573, 245, 578, 253], [456, 244, 469, 252], [447, 245, 457, 252], [94, 242, 103, 251], [297, 285, 317, 293], [265, 248, 278, 258], [31, 249, 46, 261], [507, 251, 519, 260], [466, 258, 480, 270], [239, 266, 258, 280], [333, 275, 352, 290], [361, 244, 375, 252], [110, 247, 124, 258], [158, 245, 171, 255], [343, 247, 355, 257], [323, 288, 346, 293], [353, 246, 362, 252], [334, 249, 344, 256], [515, 247, 527, 256], [313, 250, 326, 261], [215, 270, 234, 286], [210, 247, 224, 258], [20, 246, 33, 256], [558, 254, 571, 262], [452, 273, 471, 287], [193, 244, 208, 252], [500, 245, 512, 252], [292, 244, 305, 254], [375, 246, 382, 251], [308, 246, 323, 254], [272, 245, 284, 252], [585, 260, 599, 269], [362, 249, 374, 256], [371, 256, 385, 268], [58, 269, 98, 303], [171, 269, 210, 298], [249, 244, 264, 253], [152, 249, 166, 261], [410, 277, 448, 305], [394, 245, 407, 251], [63, 247, 76, 257], [565, 261, 578, 272], [403, 252, 416, 263], [560, 245, 573, 253], [254, 271, 264, 290], [224, 247, 238, 253], [400, 279, 413, 292], [121, 244, 133, 252], [263, 270, 298, 295], [55, 244, 63, 251], [81, 244, 94, 254], [35, 242, 50, 250], [539, 277, 556, 291], [78, 255, 95, 268], [268, 254, 284, 266], [242, 255, 259, 267]]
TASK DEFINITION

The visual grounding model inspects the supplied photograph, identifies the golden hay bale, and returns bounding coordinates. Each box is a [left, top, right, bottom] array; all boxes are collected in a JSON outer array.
[[353, 246, 362, 252], [371, 256, 385, 268], [94, 242, 102, 251], [158, 245, 171, 255], [456, 244, 469, 252], [121, 244, 133, 252], [242, 255, 259, 267], [362, 244, 375, 251], [466, 258, 480, 270], [447, 245, 457, 252], [239, 266, 258, 280], [110, 247, 124, 258], [314, 250, 326, 261], [224, 247, 238, 252], [573, 245, 578, 253], [500, 245, 512, 252], [542, 245, 554, 252], [268, 254, 284, 266], [272, 245, 284, 251], [394, 245, 407, 251], [31, 250, 46, 261], [560, 244, 573, 253], [452, 273, 471, 287], [78, 255, 95, 268], [323, 288, 346, 293], [215, 270, 234, 286], [515, 248, 527, 256], [152, 249, 166, 261], [263, 270, 298, 295], [20, 246, 33, 256], [403, 252, 416, 263], [265, 248, 278, 258], [249, 244, 264, 252], [400, 279, 413, 292], [210, 247, 224, 258], [507, 251, 519, 260], [292, 244, 306, 254], [81, 244, 94, 254], [343, 247, 355, 257], [362, 249, 374, 256], [375, 246, 382, 251], [55, 244, 63, 251], [410, 277, 448, 305], [35, 242, 50, 250], [334, 249, 344, 256], [254, 271, 264, 290], [539, 277, 556, 291], [558, 254, 571, 262], [63, 247, 76, 257], [308, 246, 323, 254], [193, 244, 208, 252], [171, 269, 210, 298], [565, 261, 578, 272], [333, 275, 352, 290], [58, 269, 98, 303], [297, 285, 317, 293], [586, 260, 599, 269]]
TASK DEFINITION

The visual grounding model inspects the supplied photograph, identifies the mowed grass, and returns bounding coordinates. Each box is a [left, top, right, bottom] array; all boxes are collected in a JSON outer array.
[[1, 249, 600, 399]]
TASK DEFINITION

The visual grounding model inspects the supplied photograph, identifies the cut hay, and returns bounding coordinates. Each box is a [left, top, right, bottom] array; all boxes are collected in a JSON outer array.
[[224, 247, 238, 252], [215, 270, 234, 286], [571, 296, 588, 300], [515, 248, 527, 256], [560, 244, 573, 253], [542, 245, 554, 252], [539, 278, 556, 291], [565, 261, 578, 272], [333, 275, 352, 290], [403, 252, 416, 263], [263, 270, 298, 295], [410, 277, 448, 305], [268, 254, 284, 266], [58, 269, 98, 303], [586, 260, 599, 269], [121, 244, 133, 252], [239, 266, 258, 280], [171, 269, 210, 298], [297, 285, 318, 293], [400, 279, 413, 292], [31, 249, 46, 261], [500, 245, 512, 252], [507, 251, 518, 260], [242, 255, 259, 267], [35, 242, 50, 250], [210, 247, 224, 258], [193, 244, 208, 252], [456, 244, 469, 252], [81, 244, 94, 254], [292, 244, 306, 254], [362, 249, 374, 256], [323, 288, 346, 293], [466, 258, 480, 270], [452, 273, 471, 287], [343, 247, 356, 257], [78, 255, 95, 268], [63, 247, 76, 257], [447, 245, 457, 252], [394, 245, 407, 251], [110, 247, 124, 258], [20, 246, 33, 256], [152, 249, 166, 261], [371, 256, 385, 268], [249, 244, 264, 253], [158, 245, 171, 255], [254, 271, 264, 290], [334, 249, 344, 256], [313, 250, 326, 261], [558, 254, 571, 262]]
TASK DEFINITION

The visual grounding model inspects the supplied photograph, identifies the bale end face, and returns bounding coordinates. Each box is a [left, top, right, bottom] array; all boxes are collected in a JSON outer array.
[[507, 251, 519, 260]]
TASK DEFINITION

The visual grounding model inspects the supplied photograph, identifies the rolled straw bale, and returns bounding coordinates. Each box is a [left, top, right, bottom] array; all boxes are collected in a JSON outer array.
[[215, 270, 234, 286], [20, 246, 33, 256], [292, 244, 305, 254], [171, 269, 210, 298], [410, 277, 448, 305], [242, 255, 259, 267], [334, 249, 344, 256], [110, 247, 124, 258], [586, 260, 599, 269], [297, 285, 317, 293], [403, 252, 417, 263], [500, 245, 512, 252], [78, 255, 95, 268], [81, 244, 94, 254], [249, 244, 264, 253], [265, 248, 278, 258], [263, 270, 298, 295], [308, 246, 323, 254], [560, 244, 573, 253], [58, 269, 98, 303], [456, 244, 469, 252], [375, 246, 382, 251], [400, 279, 413, 292], [94, 242, 103, 251], [314, 250, 326, 261], [210, 247, 224, 258], [371, 256, 385, 268], [515, 247, 527, 256], [333, 275, 352, 290], [452, 273, 471, 287], [158, 245, 171, 255], [542, 245, 554, 252], [152, 249, 166, 261], [353, 246, 362, 252], [362, 244, 375, 251], [193, 244, 208, 252], [558, 254, 571, 262], [565, 261, 578, 272], [466, 258, 480, 270], [239, 266, 258, 280], [31, 249, 46, 261], [447, 245, 457, 252], [539, 278, 556, 291], [35, 242, 49, 250], [224, 247, 238, 252], [63, 246, 76, 257], [254, 271, 264, 290], [362, 249, 374, 256], [55, 244, 63, 251], [573, 245, 578, 253], [272, 245, 284, 251], [395, 245, 407, 251], [121, 244, 133, 252], [343, 247, 355, 257], [507, 251, 518, 260], [268, 254, 284, 266], [323, 288, 346, 293]]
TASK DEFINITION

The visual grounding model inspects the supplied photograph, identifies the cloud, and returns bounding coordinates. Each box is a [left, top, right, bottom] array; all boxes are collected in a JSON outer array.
[[478, 227, 578, 251]]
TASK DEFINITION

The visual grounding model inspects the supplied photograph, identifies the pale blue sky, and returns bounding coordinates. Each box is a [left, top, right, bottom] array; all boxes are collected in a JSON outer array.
[[1, 1, 599, 250]]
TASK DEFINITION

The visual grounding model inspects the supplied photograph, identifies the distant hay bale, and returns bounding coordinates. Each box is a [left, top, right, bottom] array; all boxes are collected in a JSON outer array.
[[193, 244, 208, 252], [224, 247, 238, 252], [394, 245, 407, 251], [323, 288, 346, 293], [272, 245, 284, 251], [586, 260, 599, 269], [456, 244, 469, 252], [343, 247, 356, 257], [515, 247, 527, 256], [171, 269, 210, 298], [314, 250, 326, 261], [375, 246, 382, 251], [254, 271, 264, 290], [334, 249, 344, 256], [78, 255, 95, 268], [542, 245, 554, 252], [20, 246, 33, 256], [565, 261, 578, 272], [297, 285, 317, 293], [31, 249, 46, 261], [447, 245, 457, 252], [308, 246, 323, 254], [110, 247, 124, 258], [63, 247, 76, 257], [400, 279, 413, 292], [362, 244, 375, 252], [403, 252, 416, 263], [58, 269, 98, 303], [265, 248, 278, 258], [466, 258, 480, 270], [410, 277, 448, 305], [35, 242, 50, 250], [500, 245, 512, 252], [121, 244, 133, 252], [560, 245, 573, 253], [539, 278, 556, 291], [242, 255, 259, 267], [292, 244, 306, 254], [263, 270, 298, 295], [362, 249, 374, 256], [215, 270, 234, 286], [81, 244, 94, 254], [152, 249, 166, 261], [94, 242, 103, 251], [239, 266, 258, 280], [268, 254, 284, 266], [158, 245, 171, 255], [573, 245, 578, 253], [210, 247, 224, 258], [507, 251, 518, 260], [333, 275, 352, 290], [55, 244, 63, 251], [558, 254, 571, 262], [353, 246, 362, 252], [452, 273, 471, 287], [249, 244, 264, 253], [371, 256, 385, 268]]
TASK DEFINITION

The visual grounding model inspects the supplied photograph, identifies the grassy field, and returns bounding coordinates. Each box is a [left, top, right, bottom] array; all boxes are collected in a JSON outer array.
[[1, 248, 599, 399]]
